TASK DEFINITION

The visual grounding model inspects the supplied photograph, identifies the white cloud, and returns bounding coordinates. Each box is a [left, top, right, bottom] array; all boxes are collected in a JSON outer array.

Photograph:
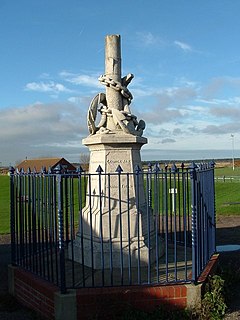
[[140, 107, 183, 125], [68, 95, 92, 106], [60, 71, 101, 88], [131, 88, 149, 98], [161, 138, 176, 144], [175, 77, 198, 88], [136, 31, 156, 45], [201, 122, 240, 135], [174, 41, 192, 52], [135, 31, 165, 47], [202, 76, 240, 100], [133, 83, 198, 106], [68, 96, 82, 104], [4, 70, 240, 165], [39, 73, 50, 79], [210, 106, 240, 119], [25, 81, 72, 93], [72, 75, 100, 87], [0, 102, 89, 165]]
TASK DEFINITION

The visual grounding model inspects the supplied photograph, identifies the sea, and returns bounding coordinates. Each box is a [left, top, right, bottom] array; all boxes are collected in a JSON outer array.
[[141, 149, 240, 162]]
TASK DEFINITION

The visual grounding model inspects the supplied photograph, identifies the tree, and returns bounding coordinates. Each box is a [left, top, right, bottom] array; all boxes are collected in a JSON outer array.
[[80, 153, 90, 165]]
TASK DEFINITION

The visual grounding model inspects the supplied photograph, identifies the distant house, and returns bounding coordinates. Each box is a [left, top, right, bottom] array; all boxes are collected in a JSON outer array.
[[16, 157, 76, 173]]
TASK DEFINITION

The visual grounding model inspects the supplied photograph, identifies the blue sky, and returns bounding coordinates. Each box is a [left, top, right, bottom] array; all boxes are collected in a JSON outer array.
[[1, 0, 240, 165]]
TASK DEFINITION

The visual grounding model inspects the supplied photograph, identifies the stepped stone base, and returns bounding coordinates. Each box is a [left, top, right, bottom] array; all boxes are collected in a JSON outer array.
[[71, 234, 165, 269]]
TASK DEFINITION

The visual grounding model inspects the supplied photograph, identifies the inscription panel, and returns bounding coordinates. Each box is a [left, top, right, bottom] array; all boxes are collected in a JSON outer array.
[[106, 151, 133, 173]]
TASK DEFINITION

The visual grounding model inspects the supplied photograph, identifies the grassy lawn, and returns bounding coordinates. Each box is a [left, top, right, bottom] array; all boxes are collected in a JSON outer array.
[[215, 181, 240, 215], [0, 171, 240, 234], [214, 166, 240, 215], [0, 175, 10, 234], [215, 166, 240, 177]]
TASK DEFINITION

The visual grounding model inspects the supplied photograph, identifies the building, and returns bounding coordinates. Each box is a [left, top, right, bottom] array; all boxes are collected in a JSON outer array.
[[16, 157, 76, 173]]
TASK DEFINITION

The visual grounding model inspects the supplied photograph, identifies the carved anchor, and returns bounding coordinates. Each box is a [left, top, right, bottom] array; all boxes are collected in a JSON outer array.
[[87, 35, 145, 136]]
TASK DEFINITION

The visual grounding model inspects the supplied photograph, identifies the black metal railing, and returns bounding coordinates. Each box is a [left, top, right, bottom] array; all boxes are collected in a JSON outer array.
[[9, 162, 216, 293]]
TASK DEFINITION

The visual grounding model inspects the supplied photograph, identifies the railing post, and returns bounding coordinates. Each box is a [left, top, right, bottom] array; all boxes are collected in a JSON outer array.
[[55, 165, 66, 294], [190, 162, 198, 282], [210, 160, 216, 254], [153, 163, 160, 282], [77, 166, 85, 286], [171, 163, 178, 281], [116, 165, 124, 284], [96, 165, 104, 285], [64, 169, 69, 245], [147, 163, 152, 211], [9, 166, 16, 265], [135, 165, 142, 284]]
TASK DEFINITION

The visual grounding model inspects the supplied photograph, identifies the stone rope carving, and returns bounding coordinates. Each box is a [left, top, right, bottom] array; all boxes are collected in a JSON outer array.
[[98, 74, 133, 103], [87, 36, 145, 137]]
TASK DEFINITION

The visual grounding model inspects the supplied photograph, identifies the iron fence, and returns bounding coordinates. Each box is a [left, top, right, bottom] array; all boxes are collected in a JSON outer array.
[[9, 162, 216, 293]]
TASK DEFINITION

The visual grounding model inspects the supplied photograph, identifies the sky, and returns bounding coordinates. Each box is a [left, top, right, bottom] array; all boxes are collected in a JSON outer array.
[[1, 0, 240, 166]]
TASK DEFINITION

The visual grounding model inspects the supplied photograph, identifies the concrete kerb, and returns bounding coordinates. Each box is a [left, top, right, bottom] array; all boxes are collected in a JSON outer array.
[[54, 290, 77, 320], [186, 253, 220, 310], [186, 282, 203, 309]]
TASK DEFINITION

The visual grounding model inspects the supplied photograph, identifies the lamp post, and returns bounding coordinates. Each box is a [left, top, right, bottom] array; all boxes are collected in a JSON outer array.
[[231, 134, 235, 171]]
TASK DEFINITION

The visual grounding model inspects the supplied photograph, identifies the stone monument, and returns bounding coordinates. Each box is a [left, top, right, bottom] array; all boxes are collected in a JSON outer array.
[[73, 35, 162, 269]]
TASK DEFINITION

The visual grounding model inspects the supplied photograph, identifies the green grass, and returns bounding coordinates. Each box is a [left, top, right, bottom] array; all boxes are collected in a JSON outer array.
[[0, 175, 87, 234], [215, 181, 240, 215], [215, 166, 240, 177], [214, 167, 240, 215], [0, 175, 10, 233]]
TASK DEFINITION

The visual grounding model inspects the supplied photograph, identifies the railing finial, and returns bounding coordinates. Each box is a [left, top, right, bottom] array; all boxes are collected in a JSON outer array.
[[9, 166, 15, 174], [96, 165, 103, 173], [77, 165, 84, 173], [54, 164, 62, 174], [134, 165, 142, 173], [115, 165, 123, 173], [171, 163, 177, 173]]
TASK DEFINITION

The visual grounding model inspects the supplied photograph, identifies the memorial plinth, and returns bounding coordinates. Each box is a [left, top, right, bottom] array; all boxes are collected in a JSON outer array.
[[73, 35, 163, 268]]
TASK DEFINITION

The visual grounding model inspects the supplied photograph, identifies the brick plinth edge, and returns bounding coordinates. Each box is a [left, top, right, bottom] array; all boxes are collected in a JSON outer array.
[[8, 254, 219, 320], [76, 283, 187, 319], [8, 265, 58, 319]]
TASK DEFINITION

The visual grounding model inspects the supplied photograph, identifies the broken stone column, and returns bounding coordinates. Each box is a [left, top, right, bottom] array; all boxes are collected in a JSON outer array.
[[73, 35, 163, 269]]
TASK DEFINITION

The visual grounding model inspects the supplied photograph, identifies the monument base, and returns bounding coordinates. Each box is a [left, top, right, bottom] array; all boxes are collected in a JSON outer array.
[[71, 132, 165, 269], [71, 234, 165, 269]]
